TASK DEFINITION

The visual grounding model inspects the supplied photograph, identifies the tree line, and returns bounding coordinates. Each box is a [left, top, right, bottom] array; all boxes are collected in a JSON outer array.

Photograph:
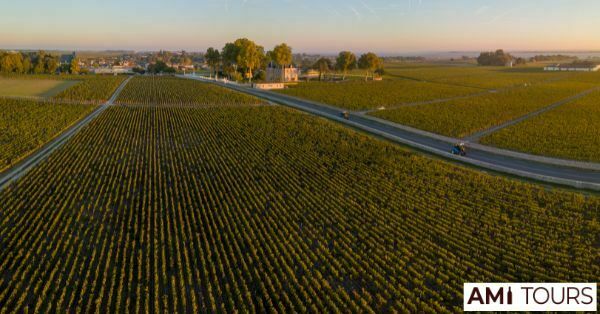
[[0, 51, 83, 75], [204, 38, 384, 82], [303, 51, 384, 81], [477, 49, 526, 66]]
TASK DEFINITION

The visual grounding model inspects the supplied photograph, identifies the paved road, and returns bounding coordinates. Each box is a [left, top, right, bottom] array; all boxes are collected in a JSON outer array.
[[0, 76, 132, 191], [183, 75, 600, 191]]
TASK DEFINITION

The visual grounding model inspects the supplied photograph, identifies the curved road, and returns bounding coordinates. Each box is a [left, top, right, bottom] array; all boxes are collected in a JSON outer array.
[[183, 75, 600, 192], [0, 77, 132, 191]]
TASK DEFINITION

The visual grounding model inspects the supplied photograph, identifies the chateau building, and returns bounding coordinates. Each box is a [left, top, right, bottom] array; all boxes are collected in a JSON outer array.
[[266, 62, 298, 82]]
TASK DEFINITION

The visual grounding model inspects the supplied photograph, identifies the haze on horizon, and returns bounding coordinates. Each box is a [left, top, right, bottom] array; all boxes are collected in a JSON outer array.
[[1, 0, 599, 54]]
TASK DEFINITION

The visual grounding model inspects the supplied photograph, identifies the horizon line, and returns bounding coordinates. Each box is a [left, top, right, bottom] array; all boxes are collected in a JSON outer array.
[[3, 47, 600, 55]]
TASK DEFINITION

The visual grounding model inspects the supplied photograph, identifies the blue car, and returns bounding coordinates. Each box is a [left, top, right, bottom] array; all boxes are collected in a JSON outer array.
[[451, 143, 467, 156]]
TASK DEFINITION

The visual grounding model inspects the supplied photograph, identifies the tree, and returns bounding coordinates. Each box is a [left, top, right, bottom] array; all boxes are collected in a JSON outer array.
[[272, 43, 293, 82], [44, 55, 59, 74], [132, 67, 145, 74], [180, 50, 193, 66], [336, 51, 356, 80], [514, 57, 527, 65], [358, 52, 383, 80], [312, 58, 332, 81], [32, 51, 46, 74], [205, 47, 221, 78], [0, 53, 11, 73], [33, 59, 45, 74], [147, 61, 175, 74], [13, 53, 24, 73], [477, 49, 514, 66], [221, 42, 240, 80], [22, 56, 32, 74], [0, 52, 25, 74], [70, 58, 81, 74], [234, 38, 264, 82]]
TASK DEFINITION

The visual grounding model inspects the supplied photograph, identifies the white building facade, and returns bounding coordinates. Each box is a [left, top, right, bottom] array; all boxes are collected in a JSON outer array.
[[266, 63, 299, 82], [544, 63, 600, 72]]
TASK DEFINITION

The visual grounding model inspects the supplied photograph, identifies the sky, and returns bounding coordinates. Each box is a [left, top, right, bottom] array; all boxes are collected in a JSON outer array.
[[1, 0, 599, 54]]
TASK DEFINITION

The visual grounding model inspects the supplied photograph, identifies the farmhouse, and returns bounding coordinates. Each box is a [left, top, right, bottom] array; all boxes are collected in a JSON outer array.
[[266, 62, 299, 82], [544, 62, 600, 72]]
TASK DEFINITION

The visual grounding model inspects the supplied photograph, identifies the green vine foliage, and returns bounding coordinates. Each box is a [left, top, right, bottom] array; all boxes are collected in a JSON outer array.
[[0, 102, 597, 312]]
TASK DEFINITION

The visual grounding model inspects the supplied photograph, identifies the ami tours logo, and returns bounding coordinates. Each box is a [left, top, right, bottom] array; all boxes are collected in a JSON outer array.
[[464, 283, 597, 312]]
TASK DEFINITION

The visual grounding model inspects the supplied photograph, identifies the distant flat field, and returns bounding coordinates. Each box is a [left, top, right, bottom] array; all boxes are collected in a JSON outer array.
[[0, 78, 79, 97]]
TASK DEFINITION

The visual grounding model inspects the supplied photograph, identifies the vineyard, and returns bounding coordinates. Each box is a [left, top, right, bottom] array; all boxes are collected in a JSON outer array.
[[52, 75, 126, 103], [0, 98, 94, 171], [481, 90, 600, 162], [384, 64, 570, 89], [0, 104, 597, 313], [0, 74, 127, 103], [568, 71, 600, 84], [370, 81, 598, 138], [275, 80, 480, 110], [116, 76, 265, 107]]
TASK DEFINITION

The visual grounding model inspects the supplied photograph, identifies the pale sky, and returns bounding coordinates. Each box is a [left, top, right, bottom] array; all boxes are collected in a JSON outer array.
[[1, 0, 599, 53]]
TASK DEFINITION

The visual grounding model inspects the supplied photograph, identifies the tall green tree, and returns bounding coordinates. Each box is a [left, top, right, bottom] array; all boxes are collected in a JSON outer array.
[[44, 55, 59, 74], [272, 43, 293, 82], [312, 57, 332, 81], [234, 38, 264, 82], [22, 56, 32, 74], [0, 53, 11, 73], [205, 47, 221, 78], [147, 61, 176, 74], [13, 53, 24, 73], [0, 53, 25, 73], [33, 51, 46, 74], [358, 52, 383, 80], [336, 51, 356, 80], [221, 42, 240, 80], [70, 58, 81, 74], [477, 49, 514, 66]]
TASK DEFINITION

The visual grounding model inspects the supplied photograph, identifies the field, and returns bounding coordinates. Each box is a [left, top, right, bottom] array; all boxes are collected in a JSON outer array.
[[0, 98, 95, 171], [0, 78, 78, 97], [275, 80, 481, 111], [370, 81, 598, 138], [0, 75, 127, 104], [116, 76, 265, 107], [0, 98, 597, 312], [384, 63, 570, 89], [52, 75, 126, 103], [481, 90, 600, 162]]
